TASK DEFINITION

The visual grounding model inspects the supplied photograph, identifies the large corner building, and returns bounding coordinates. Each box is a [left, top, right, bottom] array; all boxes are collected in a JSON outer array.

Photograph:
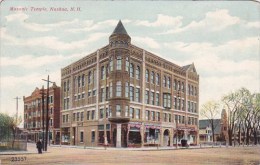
[[60, 21, 199, 147]]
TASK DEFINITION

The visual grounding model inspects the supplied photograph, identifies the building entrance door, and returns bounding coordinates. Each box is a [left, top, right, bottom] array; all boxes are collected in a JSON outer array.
[[113, 128, 117, 147]]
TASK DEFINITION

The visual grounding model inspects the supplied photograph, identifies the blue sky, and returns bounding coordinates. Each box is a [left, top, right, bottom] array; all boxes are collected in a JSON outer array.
[[0, 1, 259, 120]]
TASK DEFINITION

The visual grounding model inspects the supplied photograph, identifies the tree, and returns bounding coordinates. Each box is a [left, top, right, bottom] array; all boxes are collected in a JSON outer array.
[[0, 113, 22, 149], [200, 100, 221, 142], [222, 89, 244, 146]]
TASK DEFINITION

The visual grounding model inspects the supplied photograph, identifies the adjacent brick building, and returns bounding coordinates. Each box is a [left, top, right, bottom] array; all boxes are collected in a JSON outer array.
[[60, 21, 199, 147], [23, 83, 61, 144]]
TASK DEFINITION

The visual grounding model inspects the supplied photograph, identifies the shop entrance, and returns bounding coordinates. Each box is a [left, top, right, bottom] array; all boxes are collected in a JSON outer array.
[[163, 129, 170, 146]]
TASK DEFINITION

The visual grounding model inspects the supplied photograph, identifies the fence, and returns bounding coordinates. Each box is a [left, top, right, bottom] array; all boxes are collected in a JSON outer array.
[[0, 132, 28, 151]]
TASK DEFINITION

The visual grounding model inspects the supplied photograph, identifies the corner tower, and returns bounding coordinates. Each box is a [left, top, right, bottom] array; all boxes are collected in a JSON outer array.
[[108, 20, 131, 147]]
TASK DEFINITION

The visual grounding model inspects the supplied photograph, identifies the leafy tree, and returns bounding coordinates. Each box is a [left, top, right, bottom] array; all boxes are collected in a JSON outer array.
[[200, 100, 221, 142]]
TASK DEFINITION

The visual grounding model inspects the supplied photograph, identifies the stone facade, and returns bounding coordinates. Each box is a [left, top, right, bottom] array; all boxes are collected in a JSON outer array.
[[60, 21, 199, 147], [23, 83, 61, 144]]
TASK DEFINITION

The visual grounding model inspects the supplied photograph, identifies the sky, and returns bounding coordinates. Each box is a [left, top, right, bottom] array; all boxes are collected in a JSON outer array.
[[0, 1, 259, 122]]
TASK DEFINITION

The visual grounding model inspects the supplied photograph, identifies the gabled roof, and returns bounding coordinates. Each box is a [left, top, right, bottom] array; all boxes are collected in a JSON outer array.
[[111, 20, 128, 36], [199, 119, 221, 134], [182, 63, 197, 73]]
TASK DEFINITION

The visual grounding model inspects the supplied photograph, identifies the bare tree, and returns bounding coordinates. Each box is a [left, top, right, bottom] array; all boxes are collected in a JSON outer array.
[[222, 89, 243, 146], [200, 100, 220, 142]]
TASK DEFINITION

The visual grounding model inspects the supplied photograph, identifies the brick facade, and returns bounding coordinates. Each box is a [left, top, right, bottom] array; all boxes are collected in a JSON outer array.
[[23, 83, 61, 144], [60, 21, 199, 147]]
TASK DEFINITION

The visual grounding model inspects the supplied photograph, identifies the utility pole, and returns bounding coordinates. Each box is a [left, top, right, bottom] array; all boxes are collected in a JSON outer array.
[[14, 96, 21, 123], [40, 86, 46, 151], [42, 75, 55, 151]]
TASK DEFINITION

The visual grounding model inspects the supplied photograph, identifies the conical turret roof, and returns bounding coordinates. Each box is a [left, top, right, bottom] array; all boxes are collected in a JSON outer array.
[[111, 20, 128, 35]]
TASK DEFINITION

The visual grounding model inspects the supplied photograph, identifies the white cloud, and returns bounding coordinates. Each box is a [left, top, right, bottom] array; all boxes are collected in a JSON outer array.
[[245, 21, 260, 28], [66, 19, 118, 33], [135, 14, 183, 27], [2, 29, 108, 51], [161, 9, 241, 34], [132, 36, 161, 49], [164, 37, 258, 61]]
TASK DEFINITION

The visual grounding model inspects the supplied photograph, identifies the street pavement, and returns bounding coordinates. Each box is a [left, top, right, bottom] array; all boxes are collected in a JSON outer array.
[[0, 143, 259, 165]]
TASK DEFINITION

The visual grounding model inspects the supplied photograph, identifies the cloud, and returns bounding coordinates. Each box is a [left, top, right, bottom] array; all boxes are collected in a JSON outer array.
[[66, 19, 118, 33], [161, 9, 241, 34], [2, 28, 108, 51], [245, 21, 260, 28], [164, 37, 258, 61], [5, 12, 82, 32], [135, 14, 183, 27], [132, 36, 161, 49]]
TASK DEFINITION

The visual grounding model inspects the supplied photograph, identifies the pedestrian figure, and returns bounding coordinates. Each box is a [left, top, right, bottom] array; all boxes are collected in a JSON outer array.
[[36, 139, 43, 154]]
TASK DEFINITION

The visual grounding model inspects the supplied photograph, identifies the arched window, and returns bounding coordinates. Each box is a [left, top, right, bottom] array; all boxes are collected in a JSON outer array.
[[136, 66, 140, 79], [116, 55, 122, 70], [63, 81, 66, 92], [156, 73, 160, 85], [88, 71, 92, 84], [130, 63, 134, 78], [145, 69, 149, 82], [188, 84, 191, 95], [109, 57, 113, 72], [167, 77, 171, 88], [178, 81, 180, 91], [163, 76, 167, 87], [125, 57, 129, 72], [151, 71, 155, 84], [116, 81, 122, 97]]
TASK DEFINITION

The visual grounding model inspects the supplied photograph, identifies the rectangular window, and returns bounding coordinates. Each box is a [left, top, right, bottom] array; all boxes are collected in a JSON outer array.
[[82, 93, 85, 99], [77, 112, 80, 121], [106, 108, 109, 118], [87, 111, 90, 120], [93, 90, 96, 96], [62, 115, 65, 123], [178, 98, 181, 110], [130, 86, 134, 101], [151, 92, 155, 105], [73, 113, 76, 121], [81, 112, 84, 121], [188, 101, 190, 112], [169, 114, 171, 122], [164, 113, 167, 122], [129, 107, 134, 118], [151, 111, 155, 121], [156, 93, 159, 106], [116, 56, 122, 70], [163, 93, 171, 108], [109, 82, 113, 98], [145, 110, 150, 120], [88, 91, 91, 97], [182, 100, 185, 111], [116, 105, 121, 117], [156, 112, 160, 121], [116, 81, 122, 97], [135, 109, 140, 119], [91, 110, 95, 120], [101, 88, 105, 102], [91, 131, 95, 142], [100, 109, 104, 119], [125, 106, 129, 117], [66, 114, 69, 122], [145, 90, 149, 104], [125, 82, 129, 98], [80, 132, 84, 142], [135, 88, 140, 102]]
